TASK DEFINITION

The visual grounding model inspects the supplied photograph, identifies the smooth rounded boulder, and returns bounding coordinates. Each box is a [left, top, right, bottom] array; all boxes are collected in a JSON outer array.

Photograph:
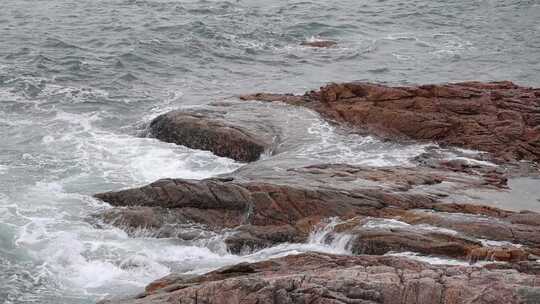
[[149, 110, 270, 162]]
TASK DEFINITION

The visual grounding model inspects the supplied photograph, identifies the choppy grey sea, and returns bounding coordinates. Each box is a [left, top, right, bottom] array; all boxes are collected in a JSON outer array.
[[1, 1, 539, 303]]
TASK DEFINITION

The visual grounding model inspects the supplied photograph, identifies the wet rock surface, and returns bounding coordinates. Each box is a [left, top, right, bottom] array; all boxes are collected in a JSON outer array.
[[398, 209, 540, 250], [94, 163, 540, 259], [99, 253, 540, 304], [241, 81, 540, 163], [95, 81, 540, 304], [149, 110, 272, 162]]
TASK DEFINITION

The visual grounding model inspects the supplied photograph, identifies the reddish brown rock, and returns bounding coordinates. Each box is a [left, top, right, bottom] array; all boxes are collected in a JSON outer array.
[[94, 174, 428, 253], [317, 216, 533, 263], [484, 260, 540, 275], [98, 164, 482, 233], [397, 209, 540, 249], [98, 252, 540, 304], [224, 224, 303, 253], [468, 247, 530, 263], [344, 226, 479, 258], [94, 164, 540, 259], [94, 163, 482, 245], [241, 81, 540, 163], [149, 111, 271, 162], [96, 178, 377, 229]]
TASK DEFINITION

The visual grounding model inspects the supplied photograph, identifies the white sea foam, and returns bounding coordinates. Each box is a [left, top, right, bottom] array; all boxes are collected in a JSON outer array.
[[20, 217, 359, 295], [47, 110, 242, 188], [4, 106, 244, 298], [362, 218, 411, 229], [0, 87, 24, 102], [360, 218, 460, 236], [448, 157, 497, 167], [478, 239, 523, 248], [415, 224, 459, 235], [384, 32, 473, 60], [307, 218, 356, 253], [414, 209, 508, 225], [12, 196, 234, 296], [304, 36, 332, 44], [243, 241, 351, 262], [386, 252, 495, 266], [40, 84, 111, 105], [300, 118, 430, 167], [432, 148, 497, 167], [139, 89, 185, 124]]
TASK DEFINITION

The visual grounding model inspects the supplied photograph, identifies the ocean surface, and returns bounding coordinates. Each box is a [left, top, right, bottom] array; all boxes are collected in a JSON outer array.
[[1, 0, 539, 303]]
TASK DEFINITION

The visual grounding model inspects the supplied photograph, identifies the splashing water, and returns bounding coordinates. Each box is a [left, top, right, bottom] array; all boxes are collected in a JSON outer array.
[[1, 0, 539, 303], [307, 218, 356, 253]]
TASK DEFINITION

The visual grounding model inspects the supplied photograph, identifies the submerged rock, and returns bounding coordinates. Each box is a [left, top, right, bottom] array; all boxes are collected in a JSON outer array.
[[98, 252, 540, 304], [300, 39, 338, 48], [241, 81, 540, 163], [149, 110, 271, 162]]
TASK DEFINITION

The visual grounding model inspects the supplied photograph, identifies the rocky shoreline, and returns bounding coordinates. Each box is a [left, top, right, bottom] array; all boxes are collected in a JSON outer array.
[[95, 81, 540, 304], [241, 81, 540, 163]]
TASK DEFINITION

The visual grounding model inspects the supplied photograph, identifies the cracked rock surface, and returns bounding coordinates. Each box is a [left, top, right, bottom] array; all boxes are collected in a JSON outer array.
[[99, 252, 540, 304]]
